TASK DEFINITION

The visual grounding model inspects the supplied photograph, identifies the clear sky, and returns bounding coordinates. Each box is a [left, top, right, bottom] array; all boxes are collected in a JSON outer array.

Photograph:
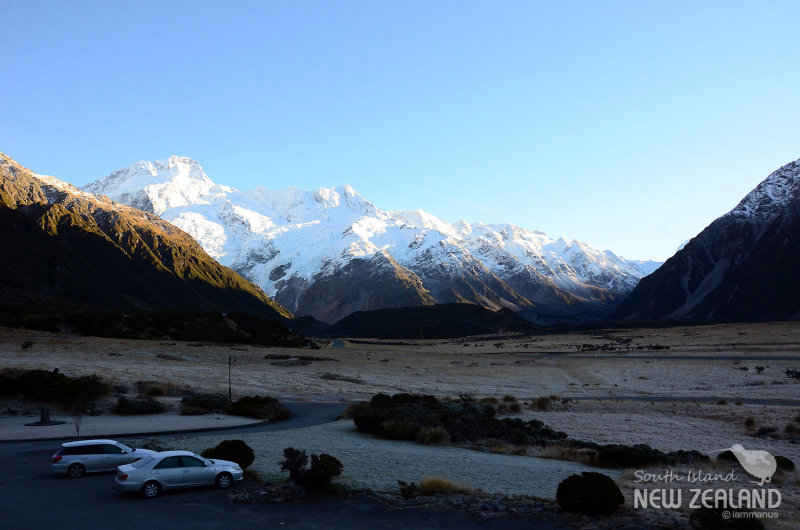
[[3, 1, 799, 261]]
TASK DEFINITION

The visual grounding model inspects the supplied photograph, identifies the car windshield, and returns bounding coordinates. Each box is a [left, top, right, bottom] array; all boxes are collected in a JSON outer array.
[[131, 455, 154, 468]]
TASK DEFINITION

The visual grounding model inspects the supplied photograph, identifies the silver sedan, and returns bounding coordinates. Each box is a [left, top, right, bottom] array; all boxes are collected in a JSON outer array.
[[113, 450, 243, 498]]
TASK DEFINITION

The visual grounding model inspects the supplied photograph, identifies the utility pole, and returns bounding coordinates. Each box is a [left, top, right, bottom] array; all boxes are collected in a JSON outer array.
[[228, 354, 232, 402]]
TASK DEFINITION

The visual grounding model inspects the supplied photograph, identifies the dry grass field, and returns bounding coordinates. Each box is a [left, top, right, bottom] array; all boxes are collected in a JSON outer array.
[[2, 321, 799, 526]]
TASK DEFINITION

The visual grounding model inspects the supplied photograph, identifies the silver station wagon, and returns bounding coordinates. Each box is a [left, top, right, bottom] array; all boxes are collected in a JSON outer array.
[[53, 439, 157, 478], [113, 450, 243, 498]]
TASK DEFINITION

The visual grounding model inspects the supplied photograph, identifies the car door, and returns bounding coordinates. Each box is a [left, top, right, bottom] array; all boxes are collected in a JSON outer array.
[[180, 456, 214, 486], [151, 456, 184, 486], [101, 444, 127, 471], [82, 444, 105, 472]]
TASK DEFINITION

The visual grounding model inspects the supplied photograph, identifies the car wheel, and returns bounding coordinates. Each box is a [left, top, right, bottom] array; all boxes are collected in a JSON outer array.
[[142, 481, 161, 498], [215, 472, 233, 489], [67, 463, 85, 478]]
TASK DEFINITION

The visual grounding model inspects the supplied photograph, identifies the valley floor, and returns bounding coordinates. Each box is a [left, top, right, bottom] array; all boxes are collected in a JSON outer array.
[[2, 322, 799, 527]]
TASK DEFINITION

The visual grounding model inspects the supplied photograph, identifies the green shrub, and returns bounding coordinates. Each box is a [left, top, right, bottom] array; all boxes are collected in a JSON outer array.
[[380, 420, 418, 441], [417, 426, 449, 445], [744, 417, 756, 430], [775, 455, 795, 472], [596, 444, 672, 468], [180, 405, 208, 416], [0, 369, 110, 404], [280, 447, 343, 492], [201, 439, 255, 469], [228, 395, 289, 421], [181, 393, 230, 413], [397, 480, 418, 499], [508, 402, 522, 413], [144, 385, 165, 397], [556, 472, 624, 515], [113, 397, 165, 415], [501, 395, 517, 403], [690, 507, 764, 529], [351, 393, 565, 446]]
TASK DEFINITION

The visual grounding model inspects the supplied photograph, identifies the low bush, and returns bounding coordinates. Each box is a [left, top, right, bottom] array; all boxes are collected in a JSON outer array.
[[280, 447, 343, 492], [744, 417, 756, 430], [180, 405, 208, 416], [0, 369, 110, 405], [397, 480, 419, 499], [669, 450, 711, 466], [181, 393, 230, 413], [556, 472, 624, 515], [775, 455, 795, 472], [417, 426, 449, 445], [533, 396, 552, 411], [351, 393, 567, 446], [113, 397, 165, 415], [228, 395, 290, 422], [380, 419, 418, 440], [201, 440, 255, 469], [596, 444, 672, 468], [144, 385, 165, 397]]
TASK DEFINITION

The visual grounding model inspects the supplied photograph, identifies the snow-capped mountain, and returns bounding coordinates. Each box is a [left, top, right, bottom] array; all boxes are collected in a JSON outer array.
[[0, 152, 291, 322], [85, 156, 660, 323], [612, 157, 800, 322]]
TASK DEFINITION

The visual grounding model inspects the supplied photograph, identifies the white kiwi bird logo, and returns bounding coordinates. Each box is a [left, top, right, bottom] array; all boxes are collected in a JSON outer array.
[[709, 444, 777, 486]]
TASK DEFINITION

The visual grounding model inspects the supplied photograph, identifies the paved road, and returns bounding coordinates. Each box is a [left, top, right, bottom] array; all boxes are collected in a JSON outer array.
[[0, 439, 570, 529], [171, 401, 353, 437]]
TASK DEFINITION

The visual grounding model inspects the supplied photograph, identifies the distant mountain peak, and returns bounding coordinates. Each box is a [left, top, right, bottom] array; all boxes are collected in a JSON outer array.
[[84, 156, 232, 215], [729, 158, 800, 220]]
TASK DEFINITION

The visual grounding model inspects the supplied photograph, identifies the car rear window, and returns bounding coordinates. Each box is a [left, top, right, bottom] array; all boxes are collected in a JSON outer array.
[[131, 456, 154, 468]]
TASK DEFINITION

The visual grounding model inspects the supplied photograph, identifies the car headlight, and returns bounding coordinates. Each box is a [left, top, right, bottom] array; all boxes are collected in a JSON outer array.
[[233, 466, 242, 471]]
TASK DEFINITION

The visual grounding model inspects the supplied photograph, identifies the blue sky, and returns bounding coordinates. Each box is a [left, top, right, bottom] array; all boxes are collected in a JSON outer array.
[[3, 1, 799, 261]]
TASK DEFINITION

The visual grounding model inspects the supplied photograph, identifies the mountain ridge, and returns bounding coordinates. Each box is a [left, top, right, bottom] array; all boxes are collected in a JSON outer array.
[[0, 152, 293, 323], [611, 157, 800, 322], [85, 156, 661, 324]]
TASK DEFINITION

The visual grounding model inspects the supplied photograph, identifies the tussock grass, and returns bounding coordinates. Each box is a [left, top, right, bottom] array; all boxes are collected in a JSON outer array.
[[419, 476, 471, 495], [538, 444, 597, 465]]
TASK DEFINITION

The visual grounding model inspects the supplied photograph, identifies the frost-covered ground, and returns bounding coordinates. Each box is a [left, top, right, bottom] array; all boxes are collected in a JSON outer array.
[[2, 322, 799, 525], [168, 420, 620, 498]]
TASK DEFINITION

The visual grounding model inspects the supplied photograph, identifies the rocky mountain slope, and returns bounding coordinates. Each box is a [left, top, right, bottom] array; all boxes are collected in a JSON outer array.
[[611, 157, 800, 322], [85, 156, 659, 324], [0, 152, 291, 322]]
